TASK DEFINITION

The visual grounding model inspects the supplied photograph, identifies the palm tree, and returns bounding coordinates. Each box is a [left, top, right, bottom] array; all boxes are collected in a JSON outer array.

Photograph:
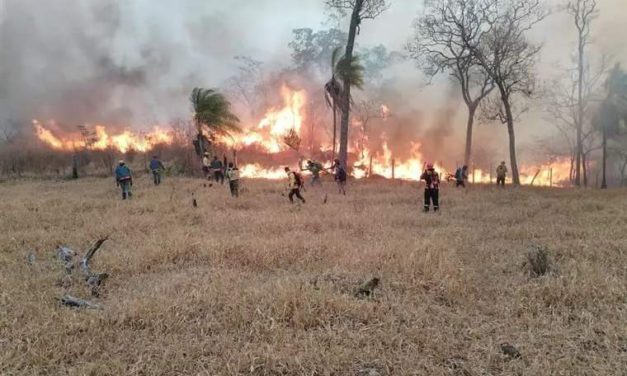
[[190, 88, 240, 156], [596, 64, 627, 188], [324, 47, 364, 163], [324, 47, 343, 162]]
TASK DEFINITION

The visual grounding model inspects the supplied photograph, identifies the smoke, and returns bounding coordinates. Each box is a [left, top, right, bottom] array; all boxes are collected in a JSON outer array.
[[0, 0, 625, 165]]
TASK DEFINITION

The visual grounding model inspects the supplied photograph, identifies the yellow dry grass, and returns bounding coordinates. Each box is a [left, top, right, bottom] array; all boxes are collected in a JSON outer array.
[[0, 177, 625, 375]]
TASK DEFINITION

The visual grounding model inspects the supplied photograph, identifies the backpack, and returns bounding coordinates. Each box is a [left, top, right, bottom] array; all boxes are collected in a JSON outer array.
[[455, 168, 463, 181], [293, 171, 303, 186], [336, 167, 347, 182]]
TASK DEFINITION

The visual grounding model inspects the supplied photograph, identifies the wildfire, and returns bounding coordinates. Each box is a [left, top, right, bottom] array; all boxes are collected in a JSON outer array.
[[30, 84, 572, 187], [33, 120, 174, 153], [221, 85, 306, 153]]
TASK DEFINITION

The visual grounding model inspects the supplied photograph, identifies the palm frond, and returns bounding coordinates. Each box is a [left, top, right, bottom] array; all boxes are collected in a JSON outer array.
[[190, 87, 241, 136], [336, 54, 365, 90]]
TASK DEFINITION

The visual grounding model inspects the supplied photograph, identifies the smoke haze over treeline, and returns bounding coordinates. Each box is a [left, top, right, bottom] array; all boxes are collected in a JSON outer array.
[[0, 0, 625, 164]]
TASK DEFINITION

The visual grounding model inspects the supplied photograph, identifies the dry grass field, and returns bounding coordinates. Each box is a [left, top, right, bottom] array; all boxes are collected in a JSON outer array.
[[0, 176, 625, 375]]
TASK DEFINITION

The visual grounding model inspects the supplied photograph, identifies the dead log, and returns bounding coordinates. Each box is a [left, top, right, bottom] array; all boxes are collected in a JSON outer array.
[[60, 295, 102, 310], [80, 236, 109, 276], [56, 246, 76, 273]]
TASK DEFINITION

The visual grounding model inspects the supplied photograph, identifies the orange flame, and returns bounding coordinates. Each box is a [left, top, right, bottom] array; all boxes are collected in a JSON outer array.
[[33, 120, 174, 153], [221, 85, 306, 153]]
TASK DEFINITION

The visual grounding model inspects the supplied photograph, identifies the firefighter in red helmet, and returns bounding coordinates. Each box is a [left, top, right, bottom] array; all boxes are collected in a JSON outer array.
[[420, 162, 440, 212]]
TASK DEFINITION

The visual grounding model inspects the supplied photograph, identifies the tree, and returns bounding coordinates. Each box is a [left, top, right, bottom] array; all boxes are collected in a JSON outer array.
[[190, 88, 240, 157], [566, 0, 598, 187], [289, 28, 348, 74], [324, 47, 365, 162], [545, 56, 608, 185], [463, 0, 547, 185], [408, 0, 494, 168], [595, 64, 627, 189], [354, 99, 385, 158], [324, 47, 344, 162], [326, 0, 389, 170], [224, 56, 265, 117]]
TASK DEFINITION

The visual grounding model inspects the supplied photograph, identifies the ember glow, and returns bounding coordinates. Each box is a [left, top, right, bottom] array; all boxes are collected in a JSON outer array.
[[33, 120, 174, 153]]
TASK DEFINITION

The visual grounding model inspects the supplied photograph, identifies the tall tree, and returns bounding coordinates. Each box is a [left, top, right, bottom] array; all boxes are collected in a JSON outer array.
[[408, 0, 494, 168], [326, 0, 388, 170], [464, 0, 547, 185], [289, 28, 348, 74], [595, 64, 627, 189], [190, 88, 240, 156], [566, 0, 598, 187], [545, 56, 608, 185], [324, 47, 344, 162]]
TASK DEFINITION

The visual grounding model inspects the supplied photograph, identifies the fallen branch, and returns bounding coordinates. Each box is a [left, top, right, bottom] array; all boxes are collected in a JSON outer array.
[[60, 295, 102, 310], [56, 246, 76, 274], [81, 236, 109, 276]]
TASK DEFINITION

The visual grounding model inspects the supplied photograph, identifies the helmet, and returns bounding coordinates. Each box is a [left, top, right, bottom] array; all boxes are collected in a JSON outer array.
[[426, 163, 434, 169], [118, 160, 125, 165]]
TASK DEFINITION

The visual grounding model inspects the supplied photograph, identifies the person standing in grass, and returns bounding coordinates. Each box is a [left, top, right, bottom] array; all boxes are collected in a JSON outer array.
[[149, 155, 165, 186], [329, 159, 347, 195], [284, 167, 305, 204], [420, 163, 440, 212], [455, 165, 468, 188], [225, 162, 240, 198], [211, 156, 225, 185], [115, 160, 133, 200], [496, 161, 508, 186], [202, 152, 212, 180]]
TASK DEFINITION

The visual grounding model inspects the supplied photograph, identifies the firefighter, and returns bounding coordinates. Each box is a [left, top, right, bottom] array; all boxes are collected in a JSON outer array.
[[420, 163, 440, 212], [114, 160, 133, 200], [284, 167, 305, 203], [225, 162, 240, 198], [455, 165, 468, 188], [149, 155, 165, 186], [496, 161, 508, 186], [202, 152, 211, 180], [302, 160, 323, 186], [329, 159, 347, 195], [211, 156, 225, 184]]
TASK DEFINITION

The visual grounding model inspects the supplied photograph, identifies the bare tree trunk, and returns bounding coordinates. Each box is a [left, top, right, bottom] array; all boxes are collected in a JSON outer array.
[[464, 106, 477, 167], [332, 98, 337, 162], [601, 127, 607, 189], [338, 0, 364, 170], [575, 35, 584, 187], [582, 152, 588, 187], [502, 98, 520, 185]]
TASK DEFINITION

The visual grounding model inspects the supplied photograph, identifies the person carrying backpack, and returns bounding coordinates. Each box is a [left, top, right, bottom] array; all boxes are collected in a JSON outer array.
[[328, 159, 347, 195], [114, 160, 133, 200], [149, 156, 165, 186], [303, 160, 324, 186], [420, 162, 440, 212], [284, 167, 305, 204], [225, 162, 240, 198], [455, 165, 468, 188]]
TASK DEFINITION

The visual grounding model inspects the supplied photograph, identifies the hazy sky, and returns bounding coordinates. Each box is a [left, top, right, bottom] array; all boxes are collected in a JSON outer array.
[[0, 0, 625, 134]]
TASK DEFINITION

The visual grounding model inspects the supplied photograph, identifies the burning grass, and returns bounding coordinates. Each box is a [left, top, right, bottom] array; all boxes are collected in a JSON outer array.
[[0, 178, 625, 375]]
